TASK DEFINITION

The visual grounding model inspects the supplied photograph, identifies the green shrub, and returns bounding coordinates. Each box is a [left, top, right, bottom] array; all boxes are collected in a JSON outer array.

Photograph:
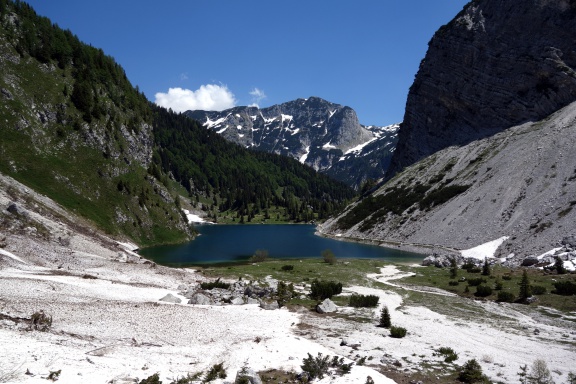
[[301, 353, 330, 380], [250, 249, 269, 263], [474, 285, 493, 297], [321, 249, 336, 265], [200, 280, 230, 290], [437, 347, 458, 363], [281, 265, 294, 271], [139, 373, 161, 384], [467, 277, 487, 287], [449, 280, 460, 286], [204, 363, 226, 382], [502, 274, 513, 281], [349, 294, 379, 308], [531, 285, 547, 295], [390, 326, 407, 338], [496, 291, 515, 303], [30, 310, 52, 332], [458, 359, 487, 383], [310, 280, 342, 300], [553, 280, 576, 295]]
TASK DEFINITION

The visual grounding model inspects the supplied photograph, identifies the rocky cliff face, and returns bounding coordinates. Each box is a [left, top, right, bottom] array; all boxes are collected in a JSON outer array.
[[387, 0, 576, 177], [321, 101, 576, 257], [186, 97, 398, 188]]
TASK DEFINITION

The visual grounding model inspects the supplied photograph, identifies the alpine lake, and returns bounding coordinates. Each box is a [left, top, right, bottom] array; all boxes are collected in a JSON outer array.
[[139, 224, 424, 267]]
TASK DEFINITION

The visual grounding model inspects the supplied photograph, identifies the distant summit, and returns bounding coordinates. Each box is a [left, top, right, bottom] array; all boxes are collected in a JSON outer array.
[[186, 97, 399, 188]]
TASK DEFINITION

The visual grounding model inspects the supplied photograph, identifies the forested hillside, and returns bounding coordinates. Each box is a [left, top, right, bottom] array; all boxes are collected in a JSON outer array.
[[153, 107, 355, 223], [0, 0, 354, 245]]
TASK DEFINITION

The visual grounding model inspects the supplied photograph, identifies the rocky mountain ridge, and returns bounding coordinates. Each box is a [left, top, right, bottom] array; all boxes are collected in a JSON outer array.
[[320, 100, 576, 258], [186, 97, 399, 188], [387, 0, 576, 177]]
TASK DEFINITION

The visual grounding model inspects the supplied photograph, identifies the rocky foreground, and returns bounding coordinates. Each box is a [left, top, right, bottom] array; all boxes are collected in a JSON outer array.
[[1, 173, 576, 384]]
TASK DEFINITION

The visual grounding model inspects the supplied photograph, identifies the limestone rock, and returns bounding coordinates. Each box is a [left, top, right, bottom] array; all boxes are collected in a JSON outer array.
[[259, 300, 279, 311], [188, 293, 212, 305], [159, 293, 181, 304], [316, 298, 337, 314], [388, 0, 576, 177]]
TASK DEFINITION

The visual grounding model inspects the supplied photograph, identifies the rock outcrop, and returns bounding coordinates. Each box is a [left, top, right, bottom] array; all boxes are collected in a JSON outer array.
[[321, 101, 576, 257], [388, 0, 576, 177]]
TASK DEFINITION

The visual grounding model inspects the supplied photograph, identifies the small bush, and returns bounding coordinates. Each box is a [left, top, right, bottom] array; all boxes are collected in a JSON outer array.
[[467, 278, 487, 287], [301, 353, 330, 380], [281, 265, 294, 271], [437, 347, 458, 363], [250, 249, 269, 263], [497, 291, 516, 303], [30, 310, 52, 332], [139, 373, 161, 384], [390, 326, 407, 338], [200, 280, 230, 290], [349, 294, 379, 308], [553, 280, 576, 295], [531, 285, 547, 295], [47, 370, 61, 382], [321, 249, 336, 265], [458, 359, 487, 383], [502, 274, 513, 281], [310, 280, 342, 300], [474, 285, 493, 297], [449, 280, 460, 286], [204, 363, 226, 382]]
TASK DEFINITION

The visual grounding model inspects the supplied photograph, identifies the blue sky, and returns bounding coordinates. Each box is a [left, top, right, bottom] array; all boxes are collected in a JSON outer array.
[[25, 1, 467, 126]]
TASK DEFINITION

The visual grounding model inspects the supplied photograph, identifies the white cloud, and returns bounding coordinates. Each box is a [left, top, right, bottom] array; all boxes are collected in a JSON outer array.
[[249, 87, 267, 108], [154, 84, 236, 112], [180, 73, 189, 81]]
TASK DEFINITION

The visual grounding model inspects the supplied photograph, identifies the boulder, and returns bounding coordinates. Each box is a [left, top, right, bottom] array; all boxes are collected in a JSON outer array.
[[234, 368, 262, 384], [421, 253, 462, 268], [316, 298, 337, 314], [6, 202, 28, 218], [521, 256, 539, 266], [259, 300, 279, 310], [159, 293, 181, 304], [188, 292, 212, 305], [230, 296, 244, 305], [246, 298, 259, 305]]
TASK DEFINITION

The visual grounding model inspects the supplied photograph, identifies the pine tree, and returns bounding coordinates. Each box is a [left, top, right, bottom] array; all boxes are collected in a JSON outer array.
[[554, 256, 566, 274], [379, 306, 391, 328], [458, 359, 485, 383], [450, 257, 458, 279], [518, 270, 532, 302], [482, 258, 491, 276]]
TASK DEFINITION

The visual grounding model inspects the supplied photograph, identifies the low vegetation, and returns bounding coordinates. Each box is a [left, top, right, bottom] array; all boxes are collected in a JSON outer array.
[[349, 294, 379, 308], [402, 264, 576, 312], [310, 279, 343, 300], [389, 326, 407, 338]]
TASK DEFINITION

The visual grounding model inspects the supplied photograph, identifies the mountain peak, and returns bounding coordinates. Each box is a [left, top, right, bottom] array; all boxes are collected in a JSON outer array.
[[185, 98, 399, 188]]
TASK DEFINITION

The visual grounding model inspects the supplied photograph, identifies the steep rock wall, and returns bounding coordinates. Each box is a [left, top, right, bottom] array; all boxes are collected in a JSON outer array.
[[388, 0, 576, 177]]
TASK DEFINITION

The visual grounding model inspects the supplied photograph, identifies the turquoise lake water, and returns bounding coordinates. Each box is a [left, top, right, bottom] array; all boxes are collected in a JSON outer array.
[[139, 224, 424, 267]]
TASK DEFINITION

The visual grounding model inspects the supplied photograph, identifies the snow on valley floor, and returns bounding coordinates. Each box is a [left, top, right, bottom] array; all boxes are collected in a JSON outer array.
[[1, 260, 575, 384], [297, 266, 576, 384]]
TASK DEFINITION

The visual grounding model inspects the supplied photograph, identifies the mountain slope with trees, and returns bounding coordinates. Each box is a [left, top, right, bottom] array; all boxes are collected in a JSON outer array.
[[0, 0, 354, 245]]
